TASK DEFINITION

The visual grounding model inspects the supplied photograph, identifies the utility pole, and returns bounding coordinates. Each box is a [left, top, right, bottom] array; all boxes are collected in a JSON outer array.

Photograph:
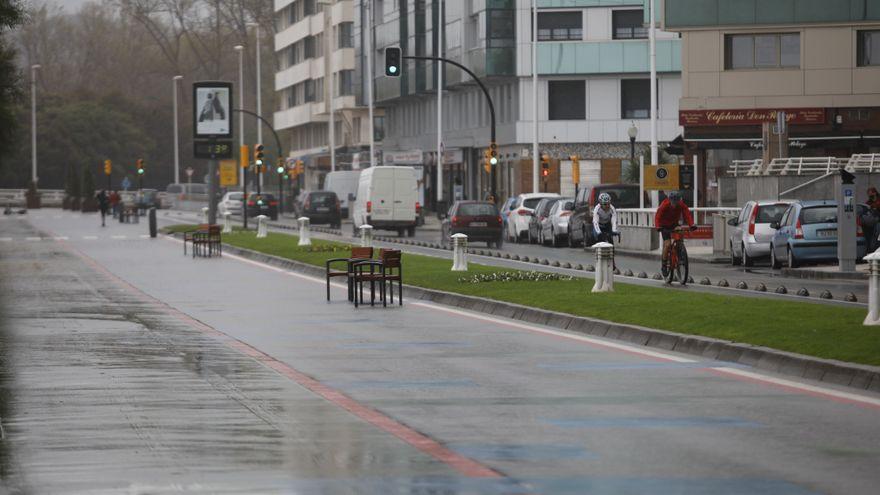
[[31, 64, 41, 186], [366, 0, 376, 168]]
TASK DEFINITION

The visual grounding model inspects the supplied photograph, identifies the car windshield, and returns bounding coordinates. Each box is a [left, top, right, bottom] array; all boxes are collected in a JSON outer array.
[[561, 201, 574, 211], [310, 193, 337, 207], [755, 204, 787, 223], [800, 206, 836, 224], [596, 188, 640, 208], [540, 199, 559, 215], [458, 203, 497, 216], [229, 193, 243, 201], [523, 197, 556, 209]]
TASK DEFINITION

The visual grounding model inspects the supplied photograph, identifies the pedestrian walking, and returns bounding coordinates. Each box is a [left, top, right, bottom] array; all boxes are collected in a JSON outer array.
[[96, 190, 110, 227], [110, 190, 120, 218]]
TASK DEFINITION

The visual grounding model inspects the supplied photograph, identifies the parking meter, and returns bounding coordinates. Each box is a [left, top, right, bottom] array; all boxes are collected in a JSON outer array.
[[836, 170, 857, 272], [149, 207, 157, 238]]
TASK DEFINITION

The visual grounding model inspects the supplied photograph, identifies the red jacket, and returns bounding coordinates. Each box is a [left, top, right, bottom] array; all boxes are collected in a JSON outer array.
[[655, 198, 694, 229]]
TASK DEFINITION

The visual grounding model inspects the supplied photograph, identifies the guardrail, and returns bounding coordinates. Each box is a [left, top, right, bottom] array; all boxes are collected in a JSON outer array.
[[726, 154, 880, 176], [617, 207, 741, 229]]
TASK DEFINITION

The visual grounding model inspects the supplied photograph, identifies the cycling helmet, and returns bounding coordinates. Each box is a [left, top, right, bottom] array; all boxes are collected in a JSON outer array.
[[667, 190, 682, 202], [598, 193, 612, 206]]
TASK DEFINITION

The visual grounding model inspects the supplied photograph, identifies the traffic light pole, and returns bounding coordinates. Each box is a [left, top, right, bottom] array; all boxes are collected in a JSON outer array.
[[232, 109, 283, 162], [243, 166, 248, 229], [278, 172, 283, 215]]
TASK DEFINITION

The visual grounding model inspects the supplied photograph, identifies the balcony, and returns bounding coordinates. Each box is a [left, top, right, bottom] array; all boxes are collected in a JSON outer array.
[[537, 39, 681, 75]]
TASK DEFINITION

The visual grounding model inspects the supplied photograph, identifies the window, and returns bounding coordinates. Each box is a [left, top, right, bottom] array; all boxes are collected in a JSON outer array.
[[304, 36, 315, 59], [858, 30, 880, 67], [537, 12, 582, 41], [338, 22, 353, 48], [488, 9, 515, 48], [548, 80, 585, 120], [725, 33, 800, 69], [304, 79, 316, 103], [374, 116, 385, 142], [621, 79, 650, 119], [613, 10, 646, 40], [337, 70, 354, 96]]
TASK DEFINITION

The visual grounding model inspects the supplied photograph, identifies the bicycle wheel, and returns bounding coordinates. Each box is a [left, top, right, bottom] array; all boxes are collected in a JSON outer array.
[[664, 250, 676, 285], [675, 243, 689, 286]]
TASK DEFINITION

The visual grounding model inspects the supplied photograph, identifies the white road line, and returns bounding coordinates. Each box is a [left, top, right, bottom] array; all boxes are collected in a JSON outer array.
[[163, 236, 880, 409], [83, 235, 98, 240], [0, 237, 12, 242], [139, 234, 150, 239], [25, 237, 42, 241], [53, 236, 69, 241], [111, 235, 128, 240], [52, 215, 62, 219]]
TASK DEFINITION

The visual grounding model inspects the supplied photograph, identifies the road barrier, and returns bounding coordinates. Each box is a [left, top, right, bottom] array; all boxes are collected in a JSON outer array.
[[297, 217, 311, 246], [451, 234, 468, 271], [359, 224, 373, 248], [591, 242, 614, 293], [256, 215, 268, 238], [864, 250, 880, 325]]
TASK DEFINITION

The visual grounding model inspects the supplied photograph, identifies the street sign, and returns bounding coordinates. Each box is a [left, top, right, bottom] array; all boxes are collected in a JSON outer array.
[[121, 177, 131, 191], [219, 160, 238, 187], [194, 140, 233, 159], [193, 81, 233, 139], [185, 167, 194, 178], [643, 164, 680, 190]]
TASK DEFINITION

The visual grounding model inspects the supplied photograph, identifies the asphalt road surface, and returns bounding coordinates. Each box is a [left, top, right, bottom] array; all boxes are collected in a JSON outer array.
[[2, 211, 879, 494]]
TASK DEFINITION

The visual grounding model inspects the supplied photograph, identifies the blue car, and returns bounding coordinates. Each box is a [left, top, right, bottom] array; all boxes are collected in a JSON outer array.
[[769, 200, 866, 269]]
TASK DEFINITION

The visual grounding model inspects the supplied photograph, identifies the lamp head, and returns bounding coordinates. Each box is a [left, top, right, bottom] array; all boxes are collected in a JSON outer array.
[[627, 122, 638, 140]]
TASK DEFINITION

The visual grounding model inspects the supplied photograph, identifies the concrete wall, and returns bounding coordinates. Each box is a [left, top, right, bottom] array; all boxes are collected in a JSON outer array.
[[619, 225, 659, 251]]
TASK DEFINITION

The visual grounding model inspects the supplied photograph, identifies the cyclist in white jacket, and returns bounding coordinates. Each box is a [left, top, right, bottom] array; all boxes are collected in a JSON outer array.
[[592, 193, 619, 244]]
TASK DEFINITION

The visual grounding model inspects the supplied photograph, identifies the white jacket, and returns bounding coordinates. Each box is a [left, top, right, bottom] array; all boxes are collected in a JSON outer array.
[[592, 204, 618, 234]]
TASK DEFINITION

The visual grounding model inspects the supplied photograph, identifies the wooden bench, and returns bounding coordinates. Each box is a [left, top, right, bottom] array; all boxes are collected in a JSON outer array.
[[184, 224, 222, 258]]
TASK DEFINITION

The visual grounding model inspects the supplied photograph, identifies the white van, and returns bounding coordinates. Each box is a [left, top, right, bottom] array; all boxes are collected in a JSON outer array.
[[323, 170, 361, 218], [351, 166, 419, 236]]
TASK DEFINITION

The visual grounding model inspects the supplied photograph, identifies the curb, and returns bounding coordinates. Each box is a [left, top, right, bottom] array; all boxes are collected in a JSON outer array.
[[781, 267, 869, 281], [216, 240, 880, 395], [615, 248, 729, 265]]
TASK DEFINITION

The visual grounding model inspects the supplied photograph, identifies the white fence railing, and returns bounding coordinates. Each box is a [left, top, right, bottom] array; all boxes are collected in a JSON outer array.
[[727, 154, 880, 176], [0, 189, 172, 208], [728, 159, 764, 177], [618, 207, 741, 228]]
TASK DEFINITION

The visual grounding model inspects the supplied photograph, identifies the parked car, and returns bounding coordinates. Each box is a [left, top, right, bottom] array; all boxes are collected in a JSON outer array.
[[246, 192, 278, 220], [769, 200, 866, 269], [506, 193, 561, 243], [728, 200, 792, 266], [499, 197, 518, 233], [568, 184, 644, 247], [527, 198, 560, 244], [323, 170, 361, 218], [351, 166, 419, 236], [301, 190, 342, 228], [440, 201, 504, 248], [135, 189, 160, 210], [540, 197, 575, 247], [217, 191, 244, 216]]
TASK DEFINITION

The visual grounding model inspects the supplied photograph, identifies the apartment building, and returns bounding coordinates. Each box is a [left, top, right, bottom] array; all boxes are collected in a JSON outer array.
[[274, 0, 376, 192], [358, 0, 682, 207], [663, 0, 880, 195]]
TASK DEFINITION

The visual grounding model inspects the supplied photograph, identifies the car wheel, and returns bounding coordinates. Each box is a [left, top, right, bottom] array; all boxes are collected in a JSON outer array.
[[551, 228, 559, 247], [770, 244, 781, 269], [742, 243, 754, 267], [787, 246, 799, 269], [582, 227, 591, 248], [496, 235, 504, 249], [407, 226, 416, 237], [730, 242, 741, 266]]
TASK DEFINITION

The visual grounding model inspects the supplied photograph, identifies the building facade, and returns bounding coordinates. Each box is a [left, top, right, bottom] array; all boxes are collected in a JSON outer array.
[[663, 0, 880, 204], [358, 0, 682, 208], [274, 0, 377, 193]]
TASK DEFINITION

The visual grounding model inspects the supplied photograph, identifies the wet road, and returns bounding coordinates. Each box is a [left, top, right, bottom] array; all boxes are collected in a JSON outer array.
[[1, 212, 879, 494]]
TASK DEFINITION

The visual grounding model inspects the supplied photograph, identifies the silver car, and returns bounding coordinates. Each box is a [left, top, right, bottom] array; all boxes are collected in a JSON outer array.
[[217, 192, 244, 216], [728, 200, 792, 266], [540, 197, 575, 247]]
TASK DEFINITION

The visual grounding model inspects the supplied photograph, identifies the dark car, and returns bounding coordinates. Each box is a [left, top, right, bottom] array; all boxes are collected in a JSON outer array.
[[441, 201, 504, 248], [300, 191, 342, 228], [246, 193, 278, 220], [568, 184, 644, 247], [527, 197, 560, 244]]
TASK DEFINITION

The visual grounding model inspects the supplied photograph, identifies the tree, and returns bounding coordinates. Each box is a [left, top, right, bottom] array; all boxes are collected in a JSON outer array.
[[0, 0, 25, 162], [81, 166, 96, 211], [63, 162, 79, 208]]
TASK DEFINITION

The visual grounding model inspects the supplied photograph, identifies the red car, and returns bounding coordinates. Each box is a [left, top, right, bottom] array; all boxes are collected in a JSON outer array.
[[440, 201, 504, 248]]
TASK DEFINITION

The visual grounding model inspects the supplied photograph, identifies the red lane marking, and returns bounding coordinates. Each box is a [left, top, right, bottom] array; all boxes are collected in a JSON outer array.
[[61, 240, 503, 479]]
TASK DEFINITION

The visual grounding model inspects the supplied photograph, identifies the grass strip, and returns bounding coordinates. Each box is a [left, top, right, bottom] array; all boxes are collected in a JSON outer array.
[[165, 224, 880, 366]]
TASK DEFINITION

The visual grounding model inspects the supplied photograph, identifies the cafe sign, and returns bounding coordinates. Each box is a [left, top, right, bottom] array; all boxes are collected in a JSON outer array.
[[679, 108, 825, 127]]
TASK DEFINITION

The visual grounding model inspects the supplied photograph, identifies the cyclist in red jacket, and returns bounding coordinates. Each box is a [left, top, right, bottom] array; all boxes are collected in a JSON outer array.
[[655, 191, 696, 274]]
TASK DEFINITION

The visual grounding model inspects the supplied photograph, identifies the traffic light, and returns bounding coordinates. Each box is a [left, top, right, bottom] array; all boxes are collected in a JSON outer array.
[[276, 158, 285, 175], [385, 47, 401, 77], [483, 148, 492, 174], [570, 155, 580, 185], [541, 154, 550, 178], [240, 144, 249, 169], [294, 160, 304, 176], [254, 144, 264, 173], [136, 159, 145, 175], [489, 142, 498, 166], [103, 160, 112, 176]]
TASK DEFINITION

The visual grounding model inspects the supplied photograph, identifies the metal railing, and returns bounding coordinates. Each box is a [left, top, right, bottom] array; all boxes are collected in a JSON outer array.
[[727, 154, 880, 176], [846, 154, 880, 172], [617, 207, 741, 228], [727, 159, 764, 177]]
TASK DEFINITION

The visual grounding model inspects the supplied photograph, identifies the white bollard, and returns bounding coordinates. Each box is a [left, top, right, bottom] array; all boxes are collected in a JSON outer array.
[[201, 207, 209, 224], [451, 233, 468, 271], [256, 215, 268, 238], [864, 249, 880, 325], [222, 212, 232, 233], [591, 242, 615, 292], [297, 216, 311, 246], [359, 224, 373, 247]]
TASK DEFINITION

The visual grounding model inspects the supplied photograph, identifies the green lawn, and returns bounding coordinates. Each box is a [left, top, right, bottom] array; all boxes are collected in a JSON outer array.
[[164, 225, 880, 366]]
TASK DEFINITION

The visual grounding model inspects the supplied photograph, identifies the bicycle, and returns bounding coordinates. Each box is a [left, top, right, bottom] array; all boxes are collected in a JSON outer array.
[[663, 226, 689, 286]]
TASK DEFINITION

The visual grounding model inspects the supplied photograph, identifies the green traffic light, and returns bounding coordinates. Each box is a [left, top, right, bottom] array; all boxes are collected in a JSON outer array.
[[489, 157, 498, 165], [137, 168, 144, 175], [257, 199, 263, 205], [389, 66, 397, 74]]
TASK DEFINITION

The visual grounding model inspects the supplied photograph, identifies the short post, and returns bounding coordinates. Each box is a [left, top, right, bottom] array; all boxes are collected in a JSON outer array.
[[201, 206, 209, 224], [591, 241, 614, 292], [222, 212, 232, 234], [359, 224, 373, 247], [864, 250, 880, 325], [451, 233, 468, 271], [148, 207, 157, 238], [297, 216, 311, 246], [256, 215, 268, 238]]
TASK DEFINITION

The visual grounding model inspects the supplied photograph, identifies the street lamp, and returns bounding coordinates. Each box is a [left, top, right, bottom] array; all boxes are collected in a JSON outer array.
[[247, 22, 263, 189], [173, 75, 183, 185], [317, 1, 335, 173], [30, 64, 41, 186], [234, 45, 245, 186], [628, 122, 643, 209]]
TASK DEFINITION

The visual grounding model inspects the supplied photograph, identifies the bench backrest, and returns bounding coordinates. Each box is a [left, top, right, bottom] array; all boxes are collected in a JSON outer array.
[[380, 249, 401, 269], [351, 247, 373, 260]]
